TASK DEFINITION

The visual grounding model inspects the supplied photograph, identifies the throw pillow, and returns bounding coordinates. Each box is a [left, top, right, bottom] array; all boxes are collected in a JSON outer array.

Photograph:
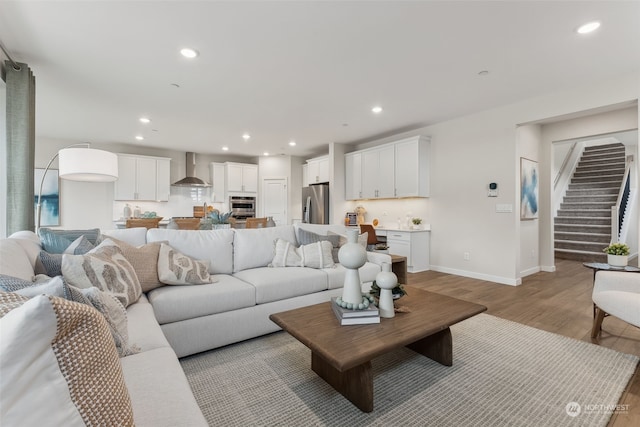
[[0, 274, 37, 292], [157, 243, 212, 285], [0, 293, 134, 426], [38, 228, 101, 254], [106, 237, 164, 292], [270, 238, 302, 267], [328, 231, 368, 263], [298, 240, 335, 269], [77, 287, 139, 357], [37, 235, 97, 277], [270, 239, 335, 269], [62, 239, 142, 307], [297, 228, 341, 248]]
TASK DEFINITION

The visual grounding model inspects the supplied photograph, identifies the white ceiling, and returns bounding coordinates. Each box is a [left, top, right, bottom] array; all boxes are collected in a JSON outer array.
[[1, 1, 639, 159]]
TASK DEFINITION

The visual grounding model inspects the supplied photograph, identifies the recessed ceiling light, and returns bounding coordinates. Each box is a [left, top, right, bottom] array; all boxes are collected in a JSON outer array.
[[180, 48, 199, 58], [139, 117, 151, 124], [577, 21, 600, 34], [242, 133, 251, 141], [372, 106, 383, 114], [222, 146, 229, 151], [135, 136, 144, 141], [289, 141, 296, 146], [263, 152, 270, 156]]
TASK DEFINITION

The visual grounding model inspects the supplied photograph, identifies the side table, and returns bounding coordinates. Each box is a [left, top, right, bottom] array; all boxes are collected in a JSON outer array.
[[389, 254, 408, 285], [582, 262, 640, 318]]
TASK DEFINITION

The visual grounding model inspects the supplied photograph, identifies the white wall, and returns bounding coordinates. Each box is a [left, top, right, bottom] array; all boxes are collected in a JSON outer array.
[[517, 124, 541, 277], [258, 155, 305, 225], [0, 77, 6, 238], [352, 72, 639, 285]]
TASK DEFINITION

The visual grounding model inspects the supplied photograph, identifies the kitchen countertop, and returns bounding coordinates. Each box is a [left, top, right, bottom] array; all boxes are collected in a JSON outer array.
[[374, 224, 431, 232]]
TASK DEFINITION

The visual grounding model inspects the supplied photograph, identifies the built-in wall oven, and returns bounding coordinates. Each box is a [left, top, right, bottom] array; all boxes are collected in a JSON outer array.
[[229, 196, 256, 221]]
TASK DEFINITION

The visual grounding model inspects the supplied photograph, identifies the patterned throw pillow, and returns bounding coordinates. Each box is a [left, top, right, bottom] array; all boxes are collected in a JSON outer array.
[[62, 239, 142, 307], [38, 228, 101, 254], [37, 236, 97, 277], [297, 228, 341, 248], [157, 243, 211, 285], [0, 292, 134, 426], [106, 237, 164, 292], [270, 239, 335, 269], [0, 274, 36, 292]]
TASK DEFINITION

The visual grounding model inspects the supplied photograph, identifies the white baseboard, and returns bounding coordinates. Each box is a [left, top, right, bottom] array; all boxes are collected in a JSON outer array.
[[520, 266, 541, 277], [430, 265, 522, 286], [540, 265, 556, 272]]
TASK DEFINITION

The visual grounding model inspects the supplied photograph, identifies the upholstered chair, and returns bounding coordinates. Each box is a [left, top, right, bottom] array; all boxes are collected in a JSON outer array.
[[591, 270, 640, 338]]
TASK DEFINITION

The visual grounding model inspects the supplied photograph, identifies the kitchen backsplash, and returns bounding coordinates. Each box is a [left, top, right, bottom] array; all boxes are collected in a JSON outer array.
[[112, 187, 227, 222], [344, 198, 429, 229]]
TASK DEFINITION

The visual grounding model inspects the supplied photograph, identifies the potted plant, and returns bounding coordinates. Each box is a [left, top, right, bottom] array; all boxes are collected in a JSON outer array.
[[411, 217, 422, 230], [209, 210, 233, 229], [603, 242, 630, 267]]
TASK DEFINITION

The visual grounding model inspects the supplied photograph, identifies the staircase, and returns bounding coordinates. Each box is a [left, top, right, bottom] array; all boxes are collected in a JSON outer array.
[[555, 143, 625, 262]]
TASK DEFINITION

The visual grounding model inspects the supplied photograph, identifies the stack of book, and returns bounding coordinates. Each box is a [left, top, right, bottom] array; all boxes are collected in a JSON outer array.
[[331, 297, 380, 325]]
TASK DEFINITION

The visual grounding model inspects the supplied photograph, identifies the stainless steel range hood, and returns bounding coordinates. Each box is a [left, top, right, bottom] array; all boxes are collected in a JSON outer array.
[[172, 152, 211, 187]]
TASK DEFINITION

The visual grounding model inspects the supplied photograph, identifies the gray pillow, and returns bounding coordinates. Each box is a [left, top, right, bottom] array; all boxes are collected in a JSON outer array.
[[37, 236, 97, 277], [38, 228, 101, 253], [0, 274, 36, 292]]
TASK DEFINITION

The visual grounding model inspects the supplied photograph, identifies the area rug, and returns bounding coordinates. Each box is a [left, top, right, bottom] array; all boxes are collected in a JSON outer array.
[[180, 314, 638, 426]]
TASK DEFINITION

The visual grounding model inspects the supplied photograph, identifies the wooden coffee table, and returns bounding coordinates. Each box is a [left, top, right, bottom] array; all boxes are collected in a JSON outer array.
[[269, 286, 486, 412]]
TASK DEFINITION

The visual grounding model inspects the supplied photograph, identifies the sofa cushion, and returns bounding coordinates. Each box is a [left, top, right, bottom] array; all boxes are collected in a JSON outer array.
[[323, 262, 381, 290], [0, 293, 134, 427], [126, 294, 172, 352], [158, 243, 212, 285], [8, 231, 41, 269], [148, 274, 256, 324], [233, 266, 328, 304], [120, 347, 208, 427], [234, 226, 297, 272], [101, 227, 148, 247], [147, 229, 235, 275], [38, 227, 101, 253], [297, 227, 340, 248], [62, 239, 142, 307], [0, 239, 35, 281], [37, 236, 96, 277]]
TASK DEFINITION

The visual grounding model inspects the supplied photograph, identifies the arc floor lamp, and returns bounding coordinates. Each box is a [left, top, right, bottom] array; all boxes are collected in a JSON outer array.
[[36, 143, 118, 233]]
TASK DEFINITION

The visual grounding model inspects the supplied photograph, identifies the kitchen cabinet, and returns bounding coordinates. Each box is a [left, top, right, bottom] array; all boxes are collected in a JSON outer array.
[[376, 228, 430, 273], [345, 152, 362, 200], [306, 156, 329, 184], [209, 162, 226, 203], [114, 154, 171, 201], [226, 163, 258, 193], [361, 145, 394, 199], [302, 164, 309, 187], [395, 136, 430, 197], [344, 135, 430, 200]]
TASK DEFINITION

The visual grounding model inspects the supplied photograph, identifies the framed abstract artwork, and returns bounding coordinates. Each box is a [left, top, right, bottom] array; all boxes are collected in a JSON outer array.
[[34, 168, 60, 226], [520, 158, 538, 220]]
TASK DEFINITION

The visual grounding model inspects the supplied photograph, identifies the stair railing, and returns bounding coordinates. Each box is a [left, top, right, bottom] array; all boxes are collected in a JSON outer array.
[[610, 159, 633, 243], [553, 142, 577, 189]]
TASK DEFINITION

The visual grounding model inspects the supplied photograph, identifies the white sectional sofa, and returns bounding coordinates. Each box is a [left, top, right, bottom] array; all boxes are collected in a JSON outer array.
[[0, 223, 389, 425]]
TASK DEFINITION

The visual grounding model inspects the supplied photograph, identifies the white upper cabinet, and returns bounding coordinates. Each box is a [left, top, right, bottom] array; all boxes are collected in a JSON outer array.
[[306, 156, 329, 184], [344, 135, 430, 200], [225, 163, 258, 193], [114, 154, 171, 201], [361, 145, 394, 199], [209, 162, 226, 203], [302, 164, 309, 188], [395, 136, 430, 197], [345, 152, 362, 200]]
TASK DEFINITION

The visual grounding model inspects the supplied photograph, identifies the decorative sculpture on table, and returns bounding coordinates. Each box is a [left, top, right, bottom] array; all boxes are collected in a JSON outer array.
[[338, 228, 367, 305], [375, 262, 398, 318]]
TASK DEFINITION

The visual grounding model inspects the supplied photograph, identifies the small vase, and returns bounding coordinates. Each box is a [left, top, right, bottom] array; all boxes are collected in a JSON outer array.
[[167, 219, 179, 230], [376, 262, 397, 318], [339, 228, 367, 305], [607, 254, 628, 267], [266, 216, 276, 227]]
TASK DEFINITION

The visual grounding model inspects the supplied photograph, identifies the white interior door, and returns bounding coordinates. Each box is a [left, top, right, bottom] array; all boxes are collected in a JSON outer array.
[[262, 178, 288, 225]]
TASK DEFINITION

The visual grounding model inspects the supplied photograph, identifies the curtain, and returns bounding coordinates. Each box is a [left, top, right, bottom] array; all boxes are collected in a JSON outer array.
[[5, 61, 35, 235]]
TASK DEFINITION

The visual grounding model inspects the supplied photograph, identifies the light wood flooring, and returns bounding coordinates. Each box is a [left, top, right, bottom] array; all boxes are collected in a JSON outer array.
[[406, 259, 640, 427]]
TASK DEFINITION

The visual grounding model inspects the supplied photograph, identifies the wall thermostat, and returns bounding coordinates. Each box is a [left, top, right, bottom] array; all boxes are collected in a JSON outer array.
[[488, 182, 498, 197]]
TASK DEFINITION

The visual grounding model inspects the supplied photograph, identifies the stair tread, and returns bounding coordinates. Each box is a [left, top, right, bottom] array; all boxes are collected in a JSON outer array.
[[554, 247, 607, 255]]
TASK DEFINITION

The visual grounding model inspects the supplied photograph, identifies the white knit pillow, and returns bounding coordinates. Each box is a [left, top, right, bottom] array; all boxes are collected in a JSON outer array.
[[0, 292, 134, 426], [270, 238, 302, 267]]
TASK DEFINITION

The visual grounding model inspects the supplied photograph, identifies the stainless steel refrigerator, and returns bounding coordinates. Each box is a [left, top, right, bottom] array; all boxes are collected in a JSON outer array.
[[302, 183, 329, 224]]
